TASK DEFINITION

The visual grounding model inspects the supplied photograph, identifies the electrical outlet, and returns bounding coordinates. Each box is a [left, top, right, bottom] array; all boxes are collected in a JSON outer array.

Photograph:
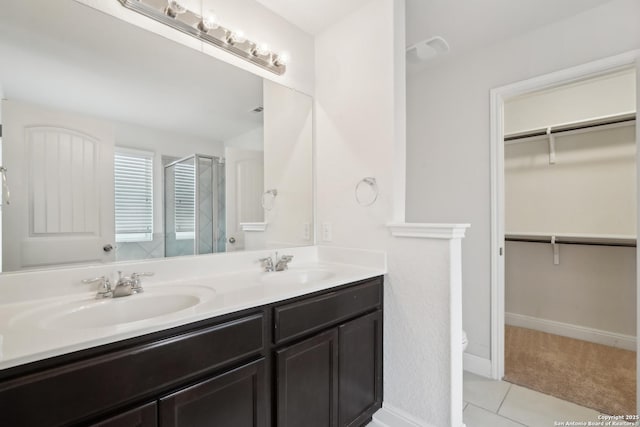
[[303, 223, 310, 240], [322, 223, 332, 242]]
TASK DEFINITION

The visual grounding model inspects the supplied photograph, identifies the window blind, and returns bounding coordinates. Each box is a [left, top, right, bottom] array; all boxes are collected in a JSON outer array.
[[174, 162, 195, 239], [115, 148, 153, 242]]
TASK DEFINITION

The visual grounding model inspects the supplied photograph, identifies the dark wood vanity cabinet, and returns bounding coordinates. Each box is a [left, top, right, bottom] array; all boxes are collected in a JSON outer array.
[[0, 276, 383, 427], [89, 402, 157, 427], [0, 312, 266, 427], [273, 279, 383, 427], [276, 329, 340, 427], [338, 310, 383, 427]]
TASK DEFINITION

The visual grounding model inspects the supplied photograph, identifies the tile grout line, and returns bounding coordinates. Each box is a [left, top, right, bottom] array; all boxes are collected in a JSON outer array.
[[466, 402, 528, 427], [496, 382, 513, 414]]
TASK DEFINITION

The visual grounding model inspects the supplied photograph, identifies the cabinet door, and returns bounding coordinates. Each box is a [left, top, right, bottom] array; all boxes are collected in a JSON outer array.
[[338, 310, 383, 427], [276, 329, 339, 427], [159, 358, 266, 427], [90, 402, 157, 427]]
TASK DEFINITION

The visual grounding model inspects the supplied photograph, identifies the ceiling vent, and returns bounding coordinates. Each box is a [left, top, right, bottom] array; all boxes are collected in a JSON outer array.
[[406, 36, 450, 63]]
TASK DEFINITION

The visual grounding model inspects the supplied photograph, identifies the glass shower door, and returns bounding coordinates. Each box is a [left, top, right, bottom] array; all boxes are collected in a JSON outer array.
[[164, 154, 225, 258]]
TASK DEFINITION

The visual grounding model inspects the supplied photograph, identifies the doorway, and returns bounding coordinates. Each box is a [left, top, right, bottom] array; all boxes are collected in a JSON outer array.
[[490, 51, 640, 413]]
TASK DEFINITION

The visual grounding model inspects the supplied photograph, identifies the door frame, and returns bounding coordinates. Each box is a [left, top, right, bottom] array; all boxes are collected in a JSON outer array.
[[489, 50, 640, 393]]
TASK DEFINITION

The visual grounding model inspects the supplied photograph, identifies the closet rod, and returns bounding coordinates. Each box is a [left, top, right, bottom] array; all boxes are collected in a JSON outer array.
[[505, 237, 636, 248], [504, 112, 636, 142]]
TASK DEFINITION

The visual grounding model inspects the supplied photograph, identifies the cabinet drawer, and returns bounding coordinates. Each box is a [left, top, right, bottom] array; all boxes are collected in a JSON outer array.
[[0, 313, 264, 427], [274, 278, 382, 344], [160, 358, 267, 427], [90, 402, 157, 427]]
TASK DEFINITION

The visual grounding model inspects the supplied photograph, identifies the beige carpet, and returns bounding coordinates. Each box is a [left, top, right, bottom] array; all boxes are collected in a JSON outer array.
[[504, 325, 636, 415]]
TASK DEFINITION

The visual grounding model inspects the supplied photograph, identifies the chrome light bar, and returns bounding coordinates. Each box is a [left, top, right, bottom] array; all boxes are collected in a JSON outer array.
[[117, 0, 287, 75]]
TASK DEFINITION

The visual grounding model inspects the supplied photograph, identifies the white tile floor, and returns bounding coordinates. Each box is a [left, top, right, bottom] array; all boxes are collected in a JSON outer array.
[[463, 371, 608, 427], [368, 372, 624, 427]]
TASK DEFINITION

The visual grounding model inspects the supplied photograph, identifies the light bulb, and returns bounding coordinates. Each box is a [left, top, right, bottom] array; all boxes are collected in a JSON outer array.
[[231, 30, 246, 44], [255, 43, 270, 56], [201, 11, 219, 31], [166, 0, 187, 17], [274, 51, 290, 66]]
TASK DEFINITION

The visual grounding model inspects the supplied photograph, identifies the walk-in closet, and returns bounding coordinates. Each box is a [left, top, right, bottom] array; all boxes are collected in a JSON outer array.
[[503, 68, 637, 415]]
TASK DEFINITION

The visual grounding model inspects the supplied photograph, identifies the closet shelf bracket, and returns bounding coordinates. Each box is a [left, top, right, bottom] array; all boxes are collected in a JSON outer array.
[[551, 235, 560, 265], [547, 127, 556, 165]]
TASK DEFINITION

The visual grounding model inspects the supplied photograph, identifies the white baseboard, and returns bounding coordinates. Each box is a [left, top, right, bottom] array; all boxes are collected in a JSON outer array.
[[463, 353, 493, 378], [506, 312, 636, 351], [371, 404, 436, 427]]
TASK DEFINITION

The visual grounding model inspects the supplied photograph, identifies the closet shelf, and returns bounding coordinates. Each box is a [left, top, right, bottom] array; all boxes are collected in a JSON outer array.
[[504, 112, 636, 144], [505, 232, 637, 247]]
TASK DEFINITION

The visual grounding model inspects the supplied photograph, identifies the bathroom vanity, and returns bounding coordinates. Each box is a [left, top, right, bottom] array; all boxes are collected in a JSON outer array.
[[0, 274, 383, 427]]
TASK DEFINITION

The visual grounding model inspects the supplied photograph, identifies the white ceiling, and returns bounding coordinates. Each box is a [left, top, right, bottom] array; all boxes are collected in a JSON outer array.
[[255, 0, 372, 35], [0, 0, 263, 143], [406, 0, 615, 57], [254, 0, 614, 49]]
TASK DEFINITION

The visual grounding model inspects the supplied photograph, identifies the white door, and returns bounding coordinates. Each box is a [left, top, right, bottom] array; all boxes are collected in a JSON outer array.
[[2, 99, 115, 271], [225, 147, 264, 251]]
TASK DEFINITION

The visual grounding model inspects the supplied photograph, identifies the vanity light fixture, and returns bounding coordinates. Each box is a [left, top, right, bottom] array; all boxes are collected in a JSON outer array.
[[117, 0, 288, 75]]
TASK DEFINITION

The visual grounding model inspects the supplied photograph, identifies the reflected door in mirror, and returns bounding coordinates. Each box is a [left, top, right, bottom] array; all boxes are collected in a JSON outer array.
[[1, 100, 115, 271], [225, 147, 264, 252]]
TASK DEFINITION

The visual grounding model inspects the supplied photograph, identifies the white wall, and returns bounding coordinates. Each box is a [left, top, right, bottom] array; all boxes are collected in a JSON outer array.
[[505, 70, 637, 235], [74, 0, 315, 96], [263, 80, 313, 247], [505, 68, 636, 134], [506, 125, 636, 235], [315, 3, 395, 250], [406, 0, 640, 361], [115, 121, 224, 234], [224, 127, 264, 151], [506, 242, 636, 337], [316, 0, 463, 425]]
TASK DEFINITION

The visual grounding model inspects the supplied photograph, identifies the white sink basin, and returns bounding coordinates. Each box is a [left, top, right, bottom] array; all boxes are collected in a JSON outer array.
[[9, 285, 216, 330], [260, 268, 334, 286]]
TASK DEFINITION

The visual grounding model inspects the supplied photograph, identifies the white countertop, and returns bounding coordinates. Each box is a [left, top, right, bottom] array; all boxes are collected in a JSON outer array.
[[0, 261, 384, 371]]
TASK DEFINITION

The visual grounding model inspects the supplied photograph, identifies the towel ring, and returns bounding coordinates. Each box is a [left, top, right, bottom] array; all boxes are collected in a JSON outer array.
[[355, 177, 378, 206], [262, 189, 278, 211]]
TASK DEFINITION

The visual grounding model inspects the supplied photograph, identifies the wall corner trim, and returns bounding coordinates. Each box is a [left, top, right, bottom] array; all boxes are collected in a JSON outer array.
[[386, 223, 471, 239], [463, 353, 493, 378], [372, 404, 436, 427], [239, 222, 268, 232]]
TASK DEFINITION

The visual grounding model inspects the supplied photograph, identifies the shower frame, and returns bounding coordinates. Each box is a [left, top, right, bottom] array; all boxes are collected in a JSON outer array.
[[163, 153, 225, 257]]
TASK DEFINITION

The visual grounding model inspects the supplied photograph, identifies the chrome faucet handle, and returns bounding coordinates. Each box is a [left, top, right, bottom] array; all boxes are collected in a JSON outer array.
[[275, 254, 293, 271], [82, 276, 113, 299], [130, 272, 154, 294], [259, 257, 274, 272]]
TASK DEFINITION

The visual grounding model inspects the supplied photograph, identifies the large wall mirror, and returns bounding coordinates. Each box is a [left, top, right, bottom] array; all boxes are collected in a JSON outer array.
[[0, 0, 313, 272]]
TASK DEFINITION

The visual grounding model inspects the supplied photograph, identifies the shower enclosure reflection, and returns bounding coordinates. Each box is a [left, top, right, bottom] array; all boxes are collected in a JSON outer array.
[[164, 155, 226, 257]]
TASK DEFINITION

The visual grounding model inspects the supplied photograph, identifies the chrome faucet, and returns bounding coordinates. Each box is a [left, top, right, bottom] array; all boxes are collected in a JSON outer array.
[[259, 256, 275, 272], [113, 271, 134, 298], [82, 276, 113, 299], [259, 252, 294, 272], [83, 271, 154, 299]]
